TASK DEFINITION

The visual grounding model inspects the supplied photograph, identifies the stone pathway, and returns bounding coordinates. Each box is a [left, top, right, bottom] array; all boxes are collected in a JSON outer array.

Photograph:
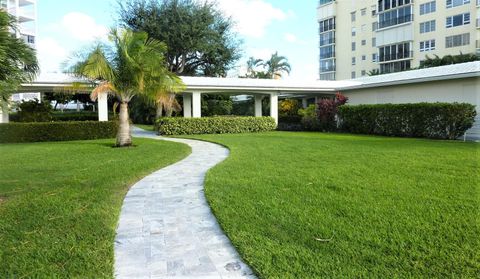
[[114, 128, 256, 279]]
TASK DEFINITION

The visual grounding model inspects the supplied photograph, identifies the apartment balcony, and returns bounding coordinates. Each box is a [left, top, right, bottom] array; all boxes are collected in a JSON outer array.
[[17, 8, 35, 22], [378, 14, 413, 30], [19, 0, 36, 7], [379, 51, 414, 63]]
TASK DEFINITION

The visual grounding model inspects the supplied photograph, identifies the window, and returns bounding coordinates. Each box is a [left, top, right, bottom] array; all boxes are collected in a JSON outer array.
[[352, 27, 356, 36], [361, 8, 367, 16], [320, 45, 335, 59], [378, 6, 413, 29], [372, 37, 377, 47], [445, 33, 470, 48], [320, 31, 335, 46], [362, 55, 367, 61], [446, 13, 470, 28], [420, 39, 436, 51], [352, 42, 356, 51], [372, 22, 379, 31], [320, 59, 336, 72], [420, 1, 436, 15], [361, 70, 367, 76], [372, 53, 378, 62], [379, 42, 412, 62], [351, 12, 356, 22], [352, 57, 356, 65], [420, 20, 436, 33], [378, 0, 412, 12], [361, 24, 367, 32], [319, 17, 335, 33], [351, 71, 356, 79], [371, 5, 377, 16], [446, 0, 470, 8], [380, 60, 411, 74], [320, 72, 336, 80]]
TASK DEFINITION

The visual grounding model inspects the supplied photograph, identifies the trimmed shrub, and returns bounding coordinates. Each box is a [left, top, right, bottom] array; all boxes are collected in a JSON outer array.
[[51, 112, 100, 122], [0, 121, 118, 143], [157, 117, 276, 135], [338, 103, 477, 139], [16, 100, 52, 122]]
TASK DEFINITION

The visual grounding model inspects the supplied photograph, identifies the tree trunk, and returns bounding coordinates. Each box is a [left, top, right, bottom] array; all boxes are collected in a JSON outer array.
[[165, 94, 175, 117], [156, 102, 163, 118], [116, 102, 132, 147]]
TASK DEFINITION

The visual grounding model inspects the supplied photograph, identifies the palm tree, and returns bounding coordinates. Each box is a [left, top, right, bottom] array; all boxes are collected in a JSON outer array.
[[245, 57, 264, 78], [0, 10, 39, 107], [70, 29, 184, 147], [262, 52, 291, 79]]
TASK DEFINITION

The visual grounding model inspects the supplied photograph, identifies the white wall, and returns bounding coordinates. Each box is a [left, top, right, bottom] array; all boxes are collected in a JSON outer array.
[[343, 77, 479, 112]]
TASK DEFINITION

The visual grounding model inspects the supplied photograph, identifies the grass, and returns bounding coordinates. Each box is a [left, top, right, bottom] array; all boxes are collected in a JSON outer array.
[[0, 138, 190, 278], [134, 124, 155, 131], [186, 132, 480, 278]]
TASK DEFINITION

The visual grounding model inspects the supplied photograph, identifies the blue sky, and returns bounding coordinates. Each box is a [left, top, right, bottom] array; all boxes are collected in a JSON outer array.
[[37, 0, 319, 80]]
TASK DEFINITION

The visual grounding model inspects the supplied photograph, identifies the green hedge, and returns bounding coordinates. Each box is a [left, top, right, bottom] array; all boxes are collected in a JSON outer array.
[[10, 112, 115, 122], [338, 103, 477, 140], [157, 117, 277, 135], [0, 121, 118, 143]]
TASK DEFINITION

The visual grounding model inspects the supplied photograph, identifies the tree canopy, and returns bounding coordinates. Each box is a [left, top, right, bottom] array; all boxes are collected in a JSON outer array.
[[0, 10, 39, 104], [242, 52, 291, 79], [118, 0, 242, 77]]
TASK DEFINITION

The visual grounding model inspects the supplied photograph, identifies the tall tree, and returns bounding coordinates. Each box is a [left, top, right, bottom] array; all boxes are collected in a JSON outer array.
[[69, 29, 184, 147], [0, 10, 39, 107], [262, 52, 291, 79], [118, 0, 241, 77]]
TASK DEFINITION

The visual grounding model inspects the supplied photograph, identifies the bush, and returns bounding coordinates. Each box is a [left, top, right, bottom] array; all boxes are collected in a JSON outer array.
[[338, 103, 477, 139], [157, 117, 276, 135], [51, 111, 100, 122], [16, 100, 52, 122], [0, 121, 118, 143]]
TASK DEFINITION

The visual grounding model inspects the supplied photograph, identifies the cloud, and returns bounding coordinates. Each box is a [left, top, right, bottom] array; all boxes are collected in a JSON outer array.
[[37, 37, 68, 73], [284, 33, 297, 43], [246, 47, 276, 60], [46, 12, 109, 42], [216, 0, 289, 38]]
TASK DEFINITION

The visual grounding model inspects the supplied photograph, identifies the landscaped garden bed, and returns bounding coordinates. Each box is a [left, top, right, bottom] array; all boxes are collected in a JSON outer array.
[[187, 132, 479, 278]]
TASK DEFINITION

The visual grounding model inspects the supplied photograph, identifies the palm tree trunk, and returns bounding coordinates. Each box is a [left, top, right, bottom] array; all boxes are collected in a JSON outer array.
[[156, 102, 163, 118], [165, 94, 175, 117], [116, 102, 132, 147]]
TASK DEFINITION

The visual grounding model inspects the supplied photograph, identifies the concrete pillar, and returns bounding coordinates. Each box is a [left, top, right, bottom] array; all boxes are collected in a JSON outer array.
[[254, 95, 263, 117], [183, 93, 192, 118], [270, 93, 278, 125], [0, 104, 9, 123], [192, 91, 201, 118], [98, 93, 108, 122], [302, 98, 308, 108]]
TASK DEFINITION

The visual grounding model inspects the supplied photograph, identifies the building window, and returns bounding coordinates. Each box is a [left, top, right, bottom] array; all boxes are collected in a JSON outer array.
[[372, 22, 379, 31], [379, 42, 412, 62], [361, 70, 367, 76], [420, 1, 436, 15], [372, 53, 378, 62], [445, 33, 470, 48], [378, 0, 412, 12], [361, 8, 367, 16], [361, 40, 366, 46], [351, 11, 356, 22], [352, 57, 356, 65], [420, 20, 436, 33], [361, 24, 367, 32], [320, 31, 335, 46], [319, 17, 336, 33], [352, 27, 356, 36], [446, 13, 470, 28], [420, 39, 436, 52], [351, 71, 356, 79], [378, 6, 413, 29], [320, 45, 335, 59], [446, 0, 470, 8], [320, 59, 336, 72], [362, 55, 367, 61], [352, 42, 356, 51], [380, 60, 411, 74], [320, 72, 336, 80], [371, 5, 377, 16], [372, 37, 377, 47]]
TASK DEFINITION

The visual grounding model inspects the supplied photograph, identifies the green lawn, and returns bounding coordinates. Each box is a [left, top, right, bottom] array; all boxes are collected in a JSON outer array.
[[0, 138, 190, 278], [187, 132, 480, 278], [135, 124, 154, 131]]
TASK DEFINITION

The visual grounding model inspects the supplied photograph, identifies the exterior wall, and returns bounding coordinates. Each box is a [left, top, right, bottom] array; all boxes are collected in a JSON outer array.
[[318, 0, 478, 80], [343, 77, 479, 111]]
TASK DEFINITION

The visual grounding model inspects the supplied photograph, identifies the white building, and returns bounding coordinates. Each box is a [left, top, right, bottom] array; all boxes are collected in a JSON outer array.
[[1, 0, 39, 102], [318, 0, 480, 80]]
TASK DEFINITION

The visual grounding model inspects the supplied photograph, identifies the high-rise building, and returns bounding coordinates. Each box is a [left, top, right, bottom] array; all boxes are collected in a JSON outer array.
[[1, 0, 38, 101], [318, 0, 479, 80]]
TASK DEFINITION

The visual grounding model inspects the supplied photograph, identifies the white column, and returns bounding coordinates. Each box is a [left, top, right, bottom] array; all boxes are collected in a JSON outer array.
[[254, 95, 263, 117], [270, 93, 278, 125], [98, 93, 108, 122], [192, 91, 202, 118], [302, 98, 308, 108], [0, 104, 9, 123], [183, 93, 192, 118]]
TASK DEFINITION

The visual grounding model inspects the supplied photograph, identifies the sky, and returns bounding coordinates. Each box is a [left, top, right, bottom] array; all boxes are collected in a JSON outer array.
[[37, 0, 319, 80]]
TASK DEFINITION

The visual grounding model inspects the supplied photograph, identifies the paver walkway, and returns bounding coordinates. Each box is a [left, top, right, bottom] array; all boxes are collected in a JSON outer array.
[[114, 128, 256, 279]]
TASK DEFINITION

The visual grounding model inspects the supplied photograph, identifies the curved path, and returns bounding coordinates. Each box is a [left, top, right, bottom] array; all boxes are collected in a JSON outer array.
[[114, 128, 255, 279]]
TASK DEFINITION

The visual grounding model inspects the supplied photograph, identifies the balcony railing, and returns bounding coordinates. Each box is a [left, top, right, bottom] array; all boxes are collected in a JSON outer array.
[[378, 14, 413, 29], [379, 51, 414, 62]]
